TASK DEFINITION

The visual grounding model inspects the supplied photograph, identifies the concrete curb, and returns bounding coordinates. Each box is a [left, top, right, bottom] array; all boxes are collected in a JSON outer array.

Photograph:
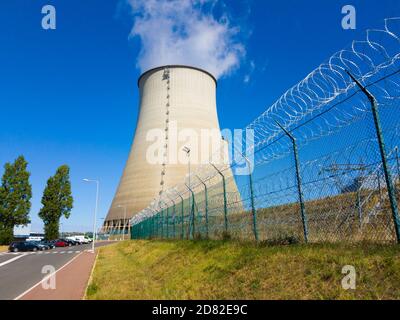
[[83, 250, 99, 300]]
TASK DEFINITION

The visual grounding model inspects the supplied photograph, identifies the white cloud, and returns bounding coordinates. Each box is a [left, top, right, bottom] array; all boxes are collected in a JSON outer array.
[[127, 0, 245, 79]]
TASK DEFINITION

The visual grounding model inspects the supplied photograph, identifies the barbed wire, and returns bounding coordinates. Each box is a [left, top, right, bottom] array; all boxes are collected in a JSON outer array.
[[129, 18, 400, 241], [241, 17, 400, 164]]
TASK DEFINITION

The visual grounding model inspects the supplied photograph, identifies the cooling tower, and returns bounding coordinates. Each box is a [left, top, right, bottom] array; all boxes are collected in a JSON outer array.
[[104, 65, 240, 232]]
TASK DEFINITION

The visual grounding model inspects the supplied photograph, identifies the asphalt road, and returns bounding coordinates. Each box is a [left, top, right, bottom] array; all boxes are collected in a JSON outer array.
[[0, 241, 115, 300]]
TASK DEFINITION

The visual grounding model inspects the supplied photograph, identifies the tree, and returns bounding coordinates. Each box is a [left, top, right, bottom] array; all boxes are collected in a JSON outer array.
[[39, 165, 73, 240], [0, 156, 32, 244]]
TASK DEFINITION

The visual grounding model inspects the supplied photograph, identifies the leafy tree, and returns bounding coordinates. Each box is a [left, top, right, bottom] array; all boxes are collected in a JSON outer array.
[[0, 156, 32, 244], [39, 165, 73, 240]]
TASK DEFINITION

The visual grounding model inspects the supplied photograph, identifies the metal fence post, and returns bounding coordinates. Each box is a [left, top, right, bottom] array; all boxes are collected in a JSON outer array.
[[148, 216, 151, 239], [172, 202, 176, 239], [166, 205, 169, 239], [395, 146, 400, 194], [160, 208, 164, 239], [146, 217, 152, 240], [191, 191, 195, 238], [135, 224, 138, 240], [171, 200, 175, 239], [242, 156, 258, 242], [249, 164, 258, 242], [158, 211, 161, 238], [152, 214, 155, 238], [196, 175, 209, 238], [166, 195, 176, 239], [211, 163, 228, 234], [154, 214, 157, 238], [276, 121, 309, 243], [347, 71, 400, 243], [154, 212, 157, 239], [164, 204, 168, 239], [231, 144, 258, 241], [176, 193, 184, 239], [185, 183, 196, 239], [357, 186, 362, 229]]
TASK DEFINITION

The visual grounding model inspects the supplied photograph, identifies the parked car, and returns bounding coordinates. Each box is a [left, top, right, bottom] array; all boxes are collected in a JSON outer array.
[[39, 241, 55, 249], [54, 240, 68, 247], [35, 242, 48, 251], [68, 235, 92, 244], [9, 241, 42, 252], [66, 236, 82, 244], [60, 239, 75, 246], [67, 239, 80, 246]]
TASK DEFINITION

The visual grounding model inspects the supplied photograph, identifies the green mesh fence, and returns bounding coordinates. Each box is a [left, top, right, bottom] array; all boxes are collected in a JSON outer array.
[[130, 18, 400, 244]]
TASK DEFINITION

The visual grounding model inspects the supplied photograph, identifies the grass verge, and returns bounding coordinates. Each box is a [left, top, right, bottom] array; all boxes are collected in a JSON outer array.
[[0, 245, 8, 252], [86, 240, 400, 300]]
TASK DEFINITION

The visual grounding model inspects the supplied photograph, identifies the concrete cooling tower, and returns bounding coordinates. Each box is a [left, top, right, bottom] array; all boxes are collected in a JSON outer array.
[[104, 65, 240, 232]]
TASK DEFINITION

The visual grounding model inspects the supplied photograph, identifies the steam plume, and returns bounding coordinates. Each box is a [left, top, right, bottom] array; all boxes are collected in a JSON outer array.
[[127, 0, 245, 79]]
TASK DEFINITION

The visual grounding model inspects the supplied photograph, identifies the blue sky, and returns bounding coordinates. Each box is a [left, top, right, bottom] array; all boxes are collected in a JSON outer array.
[[0, 0, 399, 232]]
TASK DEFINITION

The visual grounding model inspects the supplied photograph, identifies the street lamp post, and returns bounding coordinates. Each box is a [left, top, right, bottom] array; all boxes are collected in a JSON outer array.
[[183, 146, 191, 187], [83, 178, 99, 253], [182, 146, 191, 227]]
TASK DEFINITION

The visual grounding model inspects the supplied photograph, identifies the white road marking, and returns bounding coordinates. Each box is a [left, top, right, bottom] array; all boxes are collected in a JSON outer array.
[[0, 246, 90, 257], [0, 253, 27, 267]]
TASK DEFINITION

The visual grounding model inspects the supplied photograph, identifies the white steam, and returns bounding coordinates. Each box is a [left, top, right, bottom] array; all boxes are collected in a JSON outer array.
[[127, 0, 245, 79]]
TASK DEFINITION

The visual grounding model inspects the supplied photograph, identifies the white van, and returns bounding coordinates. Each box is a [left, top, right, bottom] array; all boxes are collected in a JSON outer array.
[[67, 235, 92, 244], [26, 236, 44, 242]]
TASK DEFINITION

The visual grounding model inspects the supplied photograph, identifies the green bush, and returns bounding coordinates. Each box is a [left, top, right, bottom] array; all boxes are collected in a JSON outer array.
[[0, 226, 13, 245]]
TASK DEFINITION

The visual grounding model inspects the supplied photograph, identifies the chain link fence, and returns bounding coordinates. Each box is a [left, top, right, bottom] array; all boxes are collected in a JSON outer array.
[[130, 18, 400, 244]]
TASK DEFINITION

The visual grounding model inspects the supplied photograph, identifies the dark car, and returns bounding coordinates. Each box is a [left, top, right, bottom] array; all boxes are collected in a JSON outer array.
[[39, 241, 55, 249], [9, 241, 41, 252]]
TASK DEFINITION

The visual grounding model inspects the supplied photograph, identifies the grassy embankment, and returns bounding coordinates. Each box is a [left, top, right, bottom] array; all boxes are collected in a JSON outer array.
[[86, 240, 400, 300], [0, 246, 8, 252]]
